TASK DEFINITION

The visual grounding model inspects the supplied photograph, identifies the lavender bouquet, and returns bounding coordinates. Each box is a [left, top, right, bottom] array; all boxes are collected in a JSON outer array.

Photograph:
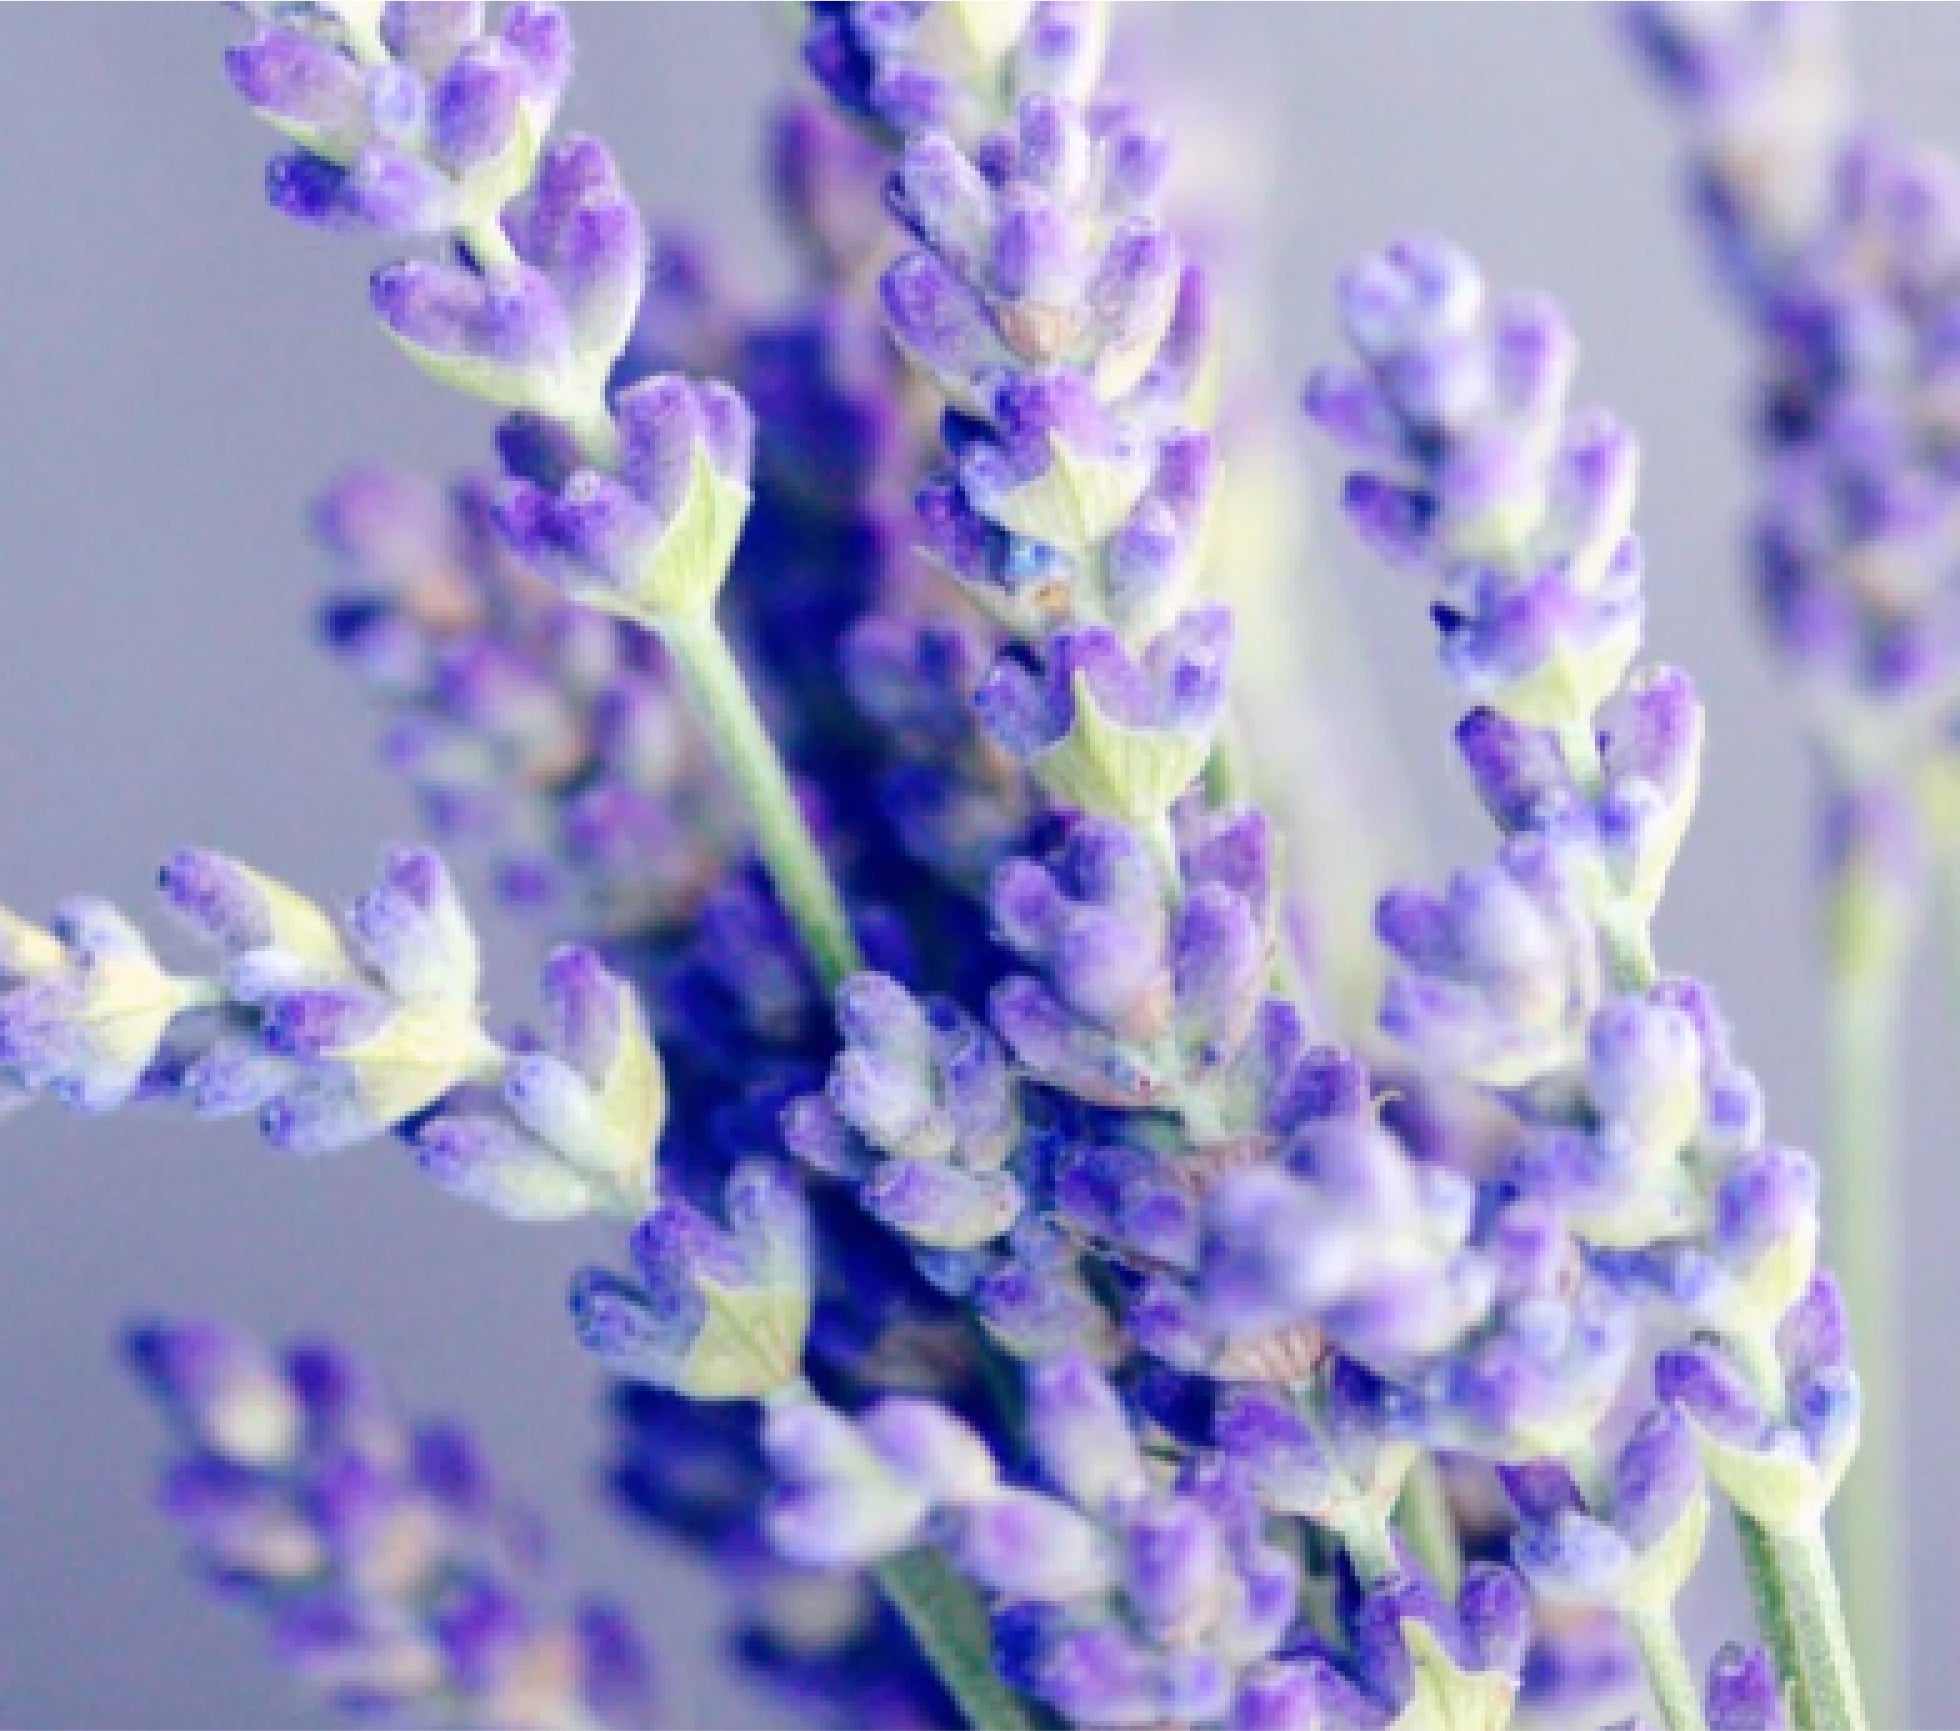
[[0, 6, 1888, 1729]]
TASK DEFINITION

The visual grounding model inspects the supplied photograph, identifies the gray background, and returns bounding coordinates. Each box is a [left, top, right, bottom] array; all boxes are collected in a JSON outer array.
[[2, 5, 1956, 1726]]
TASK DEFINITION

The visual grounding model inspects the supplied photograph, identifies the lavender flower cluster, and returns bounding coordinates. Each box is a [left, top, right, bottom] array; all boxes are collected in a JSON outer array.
[[1625, 2, 1959, 953], [0, 6, 1887, 1731], [130, 1317, 655, 1727]]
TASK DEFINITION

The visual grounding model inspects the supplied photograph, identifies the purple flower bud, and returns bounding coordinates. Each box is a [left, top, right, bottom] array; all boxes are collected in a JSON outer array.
[[889, 130, 993, 274], [429, 43, 523, 172], [1705, 1643, 1788, 1731], [347, 847, 478, 1004], [1122, 1494, 1226, 1645], [382, 3, 486, 73], [416, 1112, 593, 1222], [341, 142, 456, 232], [1613, 1405, 1702, 1550], [260, 986, 393, 1058], [1341, 472, 1438, 569], [1174, 882, 1267, 1066], [574, 1162, 810, 1399], [1457, 1564, 1534, 1676], [1493, 291, 1577, 419], [508, 137, 648, 362], [1711, 1146, 1819, 1273], [860, 1156, 1023, 1249], [370, 261, 572, 400], [955, 1489, 1112, 1601], [1304, 363, 1405, 461], [1028, 1352, 1147, 1511], [1655, 1342, 1763, 1446], [226, 31, 369, 158], [1778, 1273, 1853, 1385], [1214, 1387, 1338, 1516], [499, 3, 573, 108], [881, 250, 1006, 409], [993, 187, 1078, 309], [858, 1398, 997, 1505]]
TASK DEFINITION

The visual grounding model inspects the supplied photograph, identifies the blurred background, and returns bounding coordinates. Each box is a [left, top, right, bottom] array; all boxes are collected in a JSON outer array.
[[2, 6, 1956, 1725]]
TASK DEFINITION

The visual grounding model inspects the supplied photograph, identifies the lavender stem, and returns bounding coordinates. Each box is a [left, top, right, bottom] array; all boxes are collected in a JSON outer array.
[[1626, 1598, 1711, 1731], [1825, 960, 1905, 1726], [661, 613, 862, 991], [874, 1548, 1040, 1731]]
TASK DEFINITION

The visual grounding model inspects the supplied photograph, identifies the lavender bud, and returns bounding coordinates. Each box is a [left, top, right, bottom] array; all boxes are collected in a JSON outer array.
[[1027, 1352, 1147, 1512], [572, 1162, 810, 1400]]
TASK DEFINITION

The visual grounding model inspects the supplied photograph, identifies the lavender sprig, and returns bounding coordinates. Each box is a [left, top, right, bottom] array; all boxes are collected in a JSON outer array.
[[1306, 236, 1867, 1731], [0, 845, 661, 1222], [227, 0, 863, 987], [130, 1317, 657, 1727], [810, 2, 1233, 881], [784, 17, 1562, 1727]]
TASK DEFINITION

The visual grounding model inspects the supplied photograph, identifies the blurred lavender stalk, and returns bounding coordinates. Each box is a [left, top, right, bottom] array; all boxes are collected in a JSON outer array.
[[1620, 7, 1960, 1714], [130, 1317, 657, 1727]]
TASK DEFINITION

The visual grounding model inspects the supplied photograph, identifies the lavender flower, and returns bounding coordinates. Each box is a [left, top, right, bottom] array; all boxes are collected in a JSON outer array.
[[571, 1160, 813, 1401], [3, 845, 663, 1219], [760, 1354, 1530, 1731], [601, 1386, 952, 1729], [1302, 235, 1867, 1729], [1625, 5, 1960, 824], [131, 1316, 656, 1727]]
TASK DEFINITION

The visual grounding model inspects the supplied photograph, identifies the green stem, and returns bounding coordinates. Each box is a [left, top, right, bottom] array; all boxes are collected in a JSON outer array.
[[1824, 961, 1905, 1729], [1768, 1521, 1871, 1731], [662, 613, 863, 992], [1738, 1511, 1815, 1731], [875, 1547, 1040, 1731], [1392, 1455, 1462, 1599], [1625, 1596, 1711, 1731], [458, 213, 521, 279]]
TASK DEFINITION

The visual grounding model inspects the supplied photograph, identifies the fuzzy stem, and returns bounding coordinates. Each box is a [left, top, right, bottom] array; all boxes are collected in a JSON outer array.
[[563, 396, 624, 473], [1823, 960, 1905, 1728], [662, 613, 862, 992], [1768, 1521, 1871, 1731], [1625, 1597, 1711, 1731], [875, 1548, 1040, 1731], [1738, 1511, 1814, 1730]]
